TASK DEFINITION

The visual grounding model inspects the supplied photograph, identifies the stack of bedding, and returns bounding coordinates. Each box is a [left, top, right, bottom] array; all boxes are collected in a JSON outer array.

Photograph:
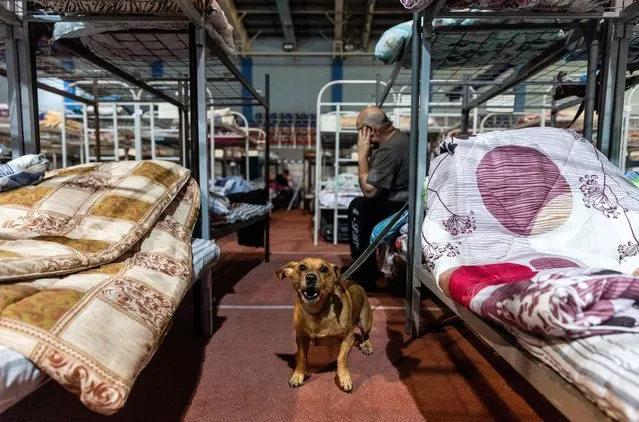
[[318, 173, 363, 209], [0, 157, 231, 416], [209, 187, 272, 228], [421, 127, 639, 420]]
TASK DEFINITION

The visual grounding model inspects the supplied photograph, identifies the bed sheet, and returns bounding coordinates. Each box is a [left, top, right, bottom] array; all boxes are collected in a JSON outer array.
[[511, 329, 639, 421], [0, 237, 220, 415]]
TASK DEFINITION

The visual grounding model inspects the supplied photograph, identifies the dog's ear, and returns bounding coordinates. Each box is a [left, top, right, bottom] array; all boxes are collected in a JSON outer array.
[[276, 262, 298, 280], [333, 265, 349, 291]]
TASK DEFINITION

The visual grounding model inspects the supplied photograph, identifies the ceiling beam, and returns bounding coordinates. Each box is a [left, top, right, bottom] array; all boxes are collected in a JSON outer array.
[[275, 0, 296, 50], [361, 0, 376, 50], [334, 0, 344, 45], [217, 0, 251, 53]]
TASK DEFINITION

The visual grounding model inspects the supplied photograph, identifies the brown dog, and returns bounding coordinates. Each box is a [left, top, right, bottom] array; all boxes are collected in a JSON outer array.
[[276, 257, 373, 392]]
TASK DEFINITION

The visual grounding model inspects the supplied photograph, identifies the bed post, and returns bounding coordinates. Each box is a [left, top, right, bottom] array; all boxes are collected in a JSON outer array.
[[264, 74, 271, 263], [461, 76, 471, 136], [93, 81, 102, 162], [609, 22, 632, 166], [5, 20, 25, 158], [405, 12, 424, 337], [583, 21, 600, 142], [189, 23, 213, 337], [6, 10, 39, 156]]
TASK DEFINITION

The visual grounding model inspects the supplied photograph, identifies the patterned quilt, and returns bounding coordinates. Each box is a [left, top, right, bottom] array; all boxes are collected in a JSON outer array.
[[0, 161, 199, 414], [422, 127, 639, 338]]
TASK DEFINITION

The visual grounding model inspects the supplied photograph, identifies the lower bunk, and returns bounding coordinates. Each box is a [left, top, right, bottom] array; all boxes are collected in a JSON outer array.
[[209, 187, 272, 258], [0, 238, 221, 414], [410, 127, 639, 421]]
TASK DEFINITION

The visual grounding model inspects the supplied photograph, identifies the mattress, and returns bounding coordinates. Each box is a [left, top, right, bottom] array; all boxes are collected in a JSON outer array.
[[212, 203, 273, 226], [511, 330, 639, 421], [320, 112, 358, 133], [400, 0, 606, 13], [376, 18, 565, 68], [0, 237, 220, 414], [318, 190, 362, 209], [51, 1, 236, 61]]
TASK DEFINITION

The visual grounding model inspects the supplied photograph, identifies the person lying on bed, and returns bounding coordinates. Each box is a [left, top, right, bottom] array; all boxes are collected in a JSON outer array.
[[348, 106, 409, 290]]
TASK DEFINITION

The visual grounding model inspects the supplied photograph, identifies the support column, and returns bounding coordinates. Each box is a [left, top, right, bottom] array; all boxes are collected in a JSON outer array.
[[406, 12, 431, 337], [597, 20, 632, 165], [264, 74, 271, 263], [609, 23, 632, 166], [5, 13, 40, 157], [18, 20, 39, 154], [189, 24, 209, 240], [5, 24, 25, 158], [584, 21, 600, 142], [93, 82, 101, 162], [461, 77, 471, 136], [189, 23, 212, 338]]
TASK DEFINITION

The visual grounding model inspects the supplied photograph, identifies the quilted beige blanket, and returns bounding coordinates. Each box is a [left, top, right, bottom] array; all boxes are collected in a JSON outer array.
[[0, 161, 199, 415]]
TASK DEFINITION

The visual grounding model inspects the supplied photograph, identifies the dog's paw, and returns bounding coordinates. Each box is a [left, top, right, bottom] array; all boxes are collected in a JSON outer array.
[[359, 340, 373, 355], [338, 374, 353, 393], [289, 372, 305, 388]]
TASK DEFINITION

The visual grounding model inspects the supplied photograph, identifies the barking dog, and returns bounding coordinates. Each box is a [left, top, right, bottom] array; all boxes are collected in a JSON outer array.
[[276, 257, 373, 392]]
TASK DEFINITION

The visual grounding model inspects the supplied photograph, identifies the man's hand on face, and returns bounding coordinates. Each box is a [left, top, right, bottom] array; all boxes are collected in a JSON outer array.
[[358, 126, 372, 157]]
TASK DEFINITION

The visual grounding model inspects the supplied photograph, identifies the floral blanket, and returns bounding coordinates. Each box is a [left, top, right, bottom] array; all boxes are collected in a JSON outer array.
[[422, 127, 639, 338], [0, 161, 199, 414]]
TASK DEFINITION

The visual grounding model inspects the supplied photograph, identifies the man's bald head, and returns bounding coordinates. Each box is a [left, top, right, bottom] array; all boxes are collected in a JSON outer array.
[[356, 106, 390, 130], [357, 106, 396, 144]]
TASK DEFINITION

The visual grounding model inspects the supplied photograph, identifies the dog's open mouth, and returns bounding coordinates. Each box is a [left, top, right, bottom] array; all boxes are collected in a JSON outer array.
[[301, 287, 320, 303]]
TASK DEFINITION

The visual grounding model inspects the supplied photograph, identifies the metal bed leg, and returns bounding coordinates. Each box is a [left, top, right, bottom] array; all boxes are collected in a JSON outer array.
[[264, 74, 271, 263], [406, 12, 426, 338], [193, 269, 214, 336]]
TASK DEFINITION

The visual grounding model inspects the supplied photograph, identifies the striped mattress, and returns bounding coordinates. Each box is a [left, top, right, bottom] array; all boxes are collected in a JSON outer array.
[[511, 329, 639, 421]]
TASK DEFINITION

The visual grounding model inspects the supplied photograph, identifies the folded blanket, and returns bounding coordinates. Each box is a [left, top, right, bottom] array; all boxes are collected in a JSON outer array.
[[423, 127, 639, 338], [0, 154, 48, 193], [209, 193, 231, 216], [446, 264, 639, 338], [0, 160, 199, 414]]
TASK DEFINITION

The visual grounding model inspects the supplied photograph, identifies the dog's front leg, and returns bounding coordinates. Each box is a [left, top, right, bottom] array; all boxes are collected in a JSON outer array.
[[290, 334, 310, 387], [336, 332, 355, 392]]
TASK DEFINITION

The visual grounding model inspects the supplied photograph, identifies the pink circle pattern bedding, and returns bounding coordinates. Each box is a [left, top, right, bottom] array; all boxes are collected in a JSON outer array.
[[422, 127, 639, 338]]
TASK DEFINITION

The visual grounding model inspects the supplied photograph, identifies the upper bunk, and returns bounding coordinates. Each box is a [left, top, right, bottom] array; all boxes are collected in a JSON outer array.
[[374, 1, 639, 135], [0, 0, 266, 111]]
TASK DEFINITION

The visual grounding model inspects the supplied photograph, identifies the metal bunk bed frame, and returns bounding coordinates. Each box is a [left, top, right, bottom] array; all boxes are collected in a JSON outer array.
[[369, 1, 638, 420], [0, 0, 271, 337]]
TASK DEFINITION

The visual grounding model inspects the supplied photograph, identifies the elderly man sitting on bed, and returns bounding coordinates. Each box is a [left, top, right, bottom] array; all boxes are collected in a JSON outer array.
[[347, 106, 409, 289]]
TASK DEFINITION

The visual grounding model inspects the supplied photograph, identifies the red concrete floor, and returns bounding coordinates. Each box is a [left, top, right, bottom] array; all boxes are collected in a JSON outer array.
[[3, 210, 566, 422]]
